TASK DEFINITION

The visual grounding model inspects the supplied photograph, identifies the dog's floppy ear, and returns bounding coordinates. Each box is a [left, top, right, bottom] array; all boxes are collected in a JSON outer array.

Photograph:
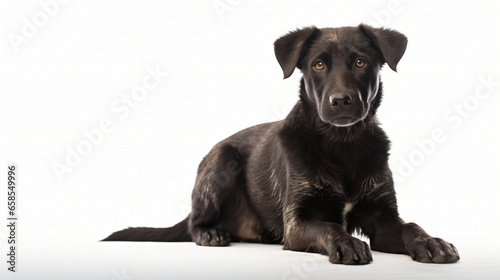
[[274, 26, 320, 79], [358, 24, 408, 72]]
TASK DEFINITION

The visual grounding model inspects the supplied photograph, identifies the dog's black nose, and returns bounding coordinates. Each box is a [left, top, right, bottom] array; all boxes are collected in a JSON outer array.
[[330, 95, 352, 110]]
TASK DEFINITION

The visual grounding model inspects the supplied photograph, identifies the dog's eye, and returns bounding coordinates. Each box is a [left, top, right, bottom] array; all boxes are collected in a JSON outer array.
[[314, 60, 325, 70], [355, 58, 366, 68]]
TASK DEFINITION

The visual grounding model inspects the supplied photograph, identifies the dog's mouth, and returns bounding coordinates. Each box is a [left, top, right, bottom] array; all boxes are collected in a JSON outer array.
[[329, 116, 362, 127], [319, 104, 369, 127]]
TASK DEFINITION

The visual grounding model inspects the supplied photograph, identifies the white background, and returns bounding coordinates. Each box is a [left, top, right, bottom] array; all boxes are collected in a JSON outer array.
[[1, 0, 500, 279]]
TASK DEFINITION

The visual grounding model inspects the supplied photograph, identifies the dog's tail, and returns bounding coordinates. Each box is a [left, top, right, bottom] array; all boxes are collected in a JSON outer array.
[[101, 216, 191, 242]]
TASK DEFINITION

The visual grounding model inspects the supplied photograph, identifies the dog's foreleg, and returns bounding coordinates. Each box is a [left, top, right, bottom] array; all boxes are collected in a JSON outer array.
[[401, 222, 460, 263], [283, 218, 373, 265], [358, 172, 460, 263], [363, 207, 460, 263]]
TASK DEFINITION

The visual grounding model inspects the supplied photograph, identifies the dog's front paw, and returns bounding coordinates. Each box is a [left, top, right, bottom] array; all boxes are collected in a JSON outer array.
[[195, 228, 231, 246], [329, 237, 373, 265], [406, 237, 460, 263]]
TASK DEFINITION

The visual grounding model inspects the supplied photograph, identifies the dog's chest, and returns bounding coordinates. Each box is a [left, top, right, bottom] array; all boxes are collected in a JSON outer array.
[[308, 164, 385, 230], [341, 201, 354, 230]]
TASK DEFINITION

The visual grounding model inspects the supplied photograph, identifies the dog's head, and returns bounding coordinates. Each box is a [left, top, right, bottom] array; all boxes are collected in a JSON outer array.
[[274, 24, 407, 127]]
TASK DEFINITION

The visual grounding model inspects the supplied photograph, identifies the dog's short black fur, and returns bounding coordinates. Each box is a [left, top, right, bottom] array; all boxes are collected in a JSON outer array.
[[104, 24, 460, 265]]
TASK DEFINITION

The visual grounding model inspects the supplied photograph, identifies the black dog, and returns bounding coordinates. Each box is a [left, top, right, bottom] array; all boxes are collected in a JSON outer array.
[[104, 24, 460, 265]]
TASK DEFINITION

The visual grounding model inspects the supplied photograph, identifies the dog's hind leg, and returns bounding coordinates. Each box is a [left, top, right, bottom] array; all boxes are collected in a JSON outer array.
[[188, 143, 243, 246]]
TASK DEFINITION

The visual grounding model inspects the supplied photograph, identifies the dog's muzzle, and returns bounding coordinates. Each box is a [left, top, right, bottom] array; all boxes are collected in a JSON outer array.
[[326, 92, 365, 127]]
